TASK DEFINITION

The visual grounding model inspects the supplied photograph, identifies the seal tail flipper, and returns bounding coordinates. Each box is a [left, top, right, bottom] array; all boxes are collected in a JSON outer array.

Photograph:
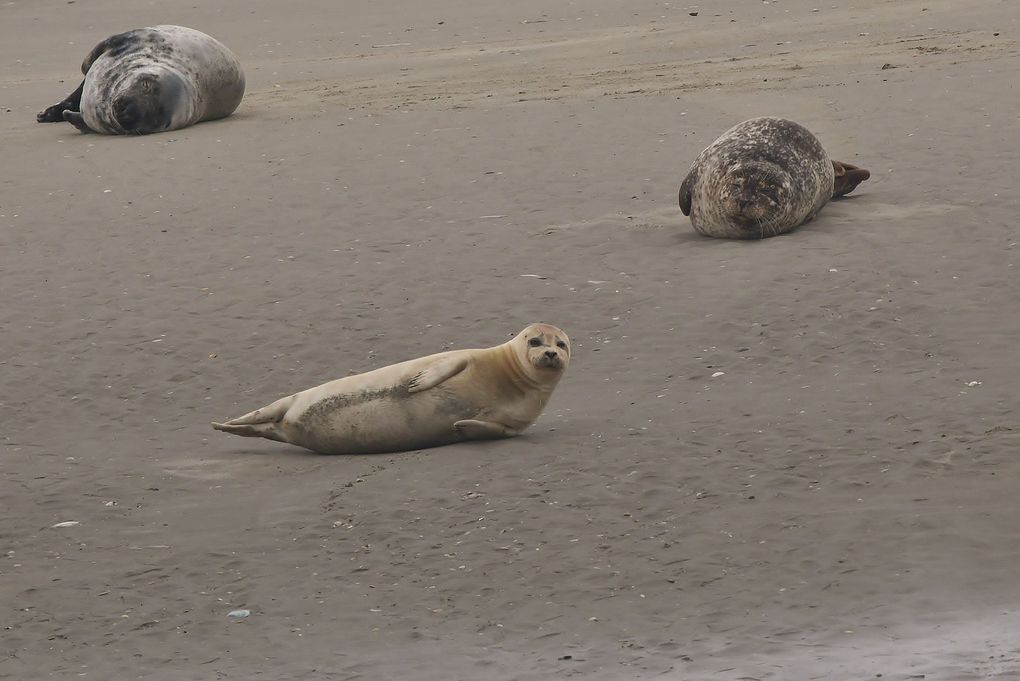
[[211, 394, 295, 442], [831, 160, 871, 198], [210, 421, 288, 442], [215, 394, 296, 426], [37, 80, 85, 123]]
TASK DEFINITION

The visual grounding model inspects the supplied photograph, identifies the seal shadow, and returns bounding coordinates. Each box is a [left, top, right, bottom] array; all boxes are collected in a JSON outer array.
[[669, 225, 799, 244], [215, 443, 402, 458], [216, 430, 538, 458], [218, 443, 325, 458], [160, 451, 303, 481], [209, 109, 254, 123], [671, 229, 714, 244]]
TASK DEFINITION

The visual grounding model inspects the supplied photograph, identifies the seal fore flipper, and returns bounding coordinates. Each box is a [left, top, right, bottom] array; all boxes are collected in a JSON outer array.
[[406, 356, 469, 393], [37, 80, 85, 123], [209, 421, 287, 442], [454, 419, 518, 439], [62, 110, 92, 133], [678, 167, 697, 216]]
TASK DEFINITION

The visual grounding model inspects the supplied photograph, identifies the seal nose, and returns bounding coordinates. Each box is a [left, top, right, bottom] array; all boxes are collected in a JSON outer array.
[[543, 350, 558, 360], [113, 96, 141, 130]]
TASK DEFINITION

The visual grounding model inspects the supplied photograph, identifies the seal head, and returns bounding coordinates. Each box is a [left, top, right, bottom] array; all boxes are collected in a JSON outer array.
[[512, 323, 571, 375], [111, 71, 182, 133], [713, 159, 797, 237]]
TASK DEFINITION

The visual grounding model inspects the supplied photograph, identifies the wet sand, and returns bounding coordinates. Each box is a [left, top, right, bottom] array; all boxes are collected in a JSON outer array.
[[3, 0, 1020, 679]]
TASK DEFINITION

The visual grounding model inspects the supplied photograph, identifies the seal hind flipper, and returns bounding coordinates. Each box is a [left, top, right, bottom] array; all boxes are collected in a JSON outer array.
[[406, 356, 469, 393], [37, 81, 85, 123], [210, 421, 287, 442], [454, 419, 518, 439], [61, 110, 92, 133], [678, 168, 697, 216], [215, 394, 295, 427], [831, 160, 871, 198], [211, 393, 295, 442]]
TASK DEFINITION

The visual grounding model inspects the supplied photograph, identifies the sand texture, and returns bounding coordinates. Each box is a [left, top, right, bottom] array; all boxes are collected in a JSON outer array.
[[3, 0, 1020, 679]]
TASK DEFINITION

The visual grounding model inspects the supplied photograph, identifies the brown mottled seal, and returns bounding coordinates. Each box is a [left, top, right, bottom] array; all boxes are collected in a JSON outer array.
[[37, 25, 244, 135], [678, 117, 870, 239], [211, 324, 571, 455]]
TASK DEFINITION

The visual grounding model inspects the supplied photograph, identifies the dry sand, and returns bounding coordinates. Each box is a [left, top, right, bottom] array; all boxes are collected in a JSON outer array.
[[3, 0, 1020, 679]]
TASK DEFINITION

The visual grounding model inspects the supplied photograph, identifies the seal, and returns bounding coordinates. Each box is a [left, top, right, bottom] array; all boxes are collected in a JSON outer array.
[[210, 323, 571, 454], [37, 25, 245, 135], [678, 117, 870, 239]]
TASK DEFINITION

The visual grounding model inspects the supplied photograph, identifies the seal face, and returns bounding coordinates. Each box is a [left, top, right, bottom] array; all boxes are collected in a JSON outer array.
[[37, 25, 245, 135], [210, 324, 571, 455], [678, 117, 870, 239]]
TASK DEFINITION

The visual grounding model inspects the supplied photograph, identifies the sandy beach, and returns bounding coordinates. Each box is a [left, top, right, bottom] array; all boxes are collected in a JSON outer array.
[[3, 0, 1020, 678]]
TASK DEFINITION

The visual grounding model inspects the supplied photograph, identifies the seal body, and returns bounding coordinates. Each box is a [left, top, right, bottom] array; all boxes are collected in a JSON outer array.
[[38, 25, 245, 134], [211, 324, 571, 455], [678, 117, 869, 239]]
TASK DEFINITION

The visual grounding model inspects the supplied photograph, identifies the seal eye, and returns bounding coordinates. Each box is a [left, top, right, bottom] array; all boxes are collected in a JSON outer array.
[[556, 340, 567, 349], [528, 337, 542, 347]]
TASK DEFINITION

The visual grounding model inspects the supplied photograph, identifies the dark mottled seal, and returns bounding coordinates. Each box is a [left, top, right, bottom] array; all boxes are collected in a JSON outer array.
[[38, 25, 245, 135], [679, 117, 870, 239]]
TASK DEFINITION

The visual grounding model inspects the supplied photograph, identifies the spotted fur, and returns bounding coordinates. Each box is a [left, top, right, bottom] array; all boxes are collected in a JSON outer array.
[[679, 117, 868, 239], [38, 25, 245, 135]]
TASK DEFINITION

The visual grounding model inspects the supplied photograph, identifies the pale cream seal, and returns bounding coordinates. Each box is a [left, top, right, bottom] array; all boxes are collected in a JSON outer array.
[[211, 324, 570, 454]]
